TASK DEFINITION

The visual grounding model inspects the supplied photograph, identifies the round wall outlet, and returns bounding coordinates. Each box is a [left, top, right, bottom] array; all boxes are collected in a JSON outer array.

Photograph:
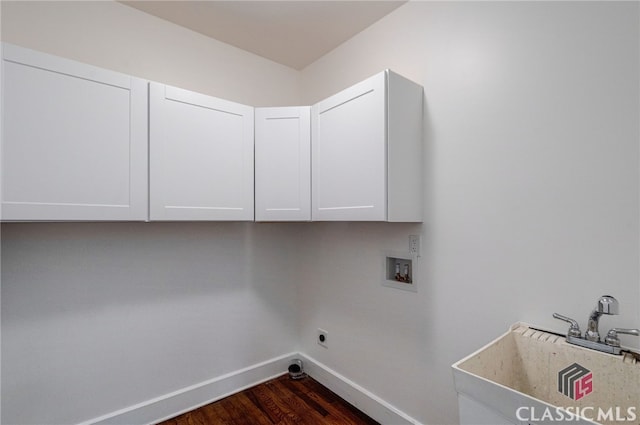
[[317, 329, 328, 348]]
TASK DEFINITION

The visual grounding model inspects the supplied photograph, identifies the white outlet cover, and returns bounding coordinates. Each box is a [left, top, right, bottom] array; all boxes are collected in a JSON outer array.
[[409, 234, 421, 257]]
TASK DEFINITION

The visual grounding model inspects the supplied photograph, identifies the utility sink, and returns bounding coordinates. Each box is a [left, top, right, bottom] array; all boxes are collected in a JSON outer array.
[[452, 323, 640, 425]]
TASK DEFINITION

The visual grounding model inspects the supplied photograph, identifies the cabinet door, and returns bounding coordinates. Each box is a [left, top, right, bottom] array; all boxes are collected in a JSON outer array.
[[150, 83, 254, 221], [311, 71, 387, 221], [1, 44, 148, 221], [255, 107, 310, 221]]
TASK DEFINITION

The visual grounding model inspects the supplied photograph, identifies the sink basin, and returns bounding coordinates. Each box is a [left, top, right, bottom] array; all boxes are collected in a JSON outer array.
[[452, 323, 640, 425]]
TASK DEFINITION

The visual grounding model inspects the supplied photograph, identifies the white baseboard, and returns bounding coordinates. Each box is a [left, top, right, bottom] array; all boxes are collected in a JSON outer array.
[[80, 352, 299, 425], [79, 352, 422, 425], [298, 353, 423, 425]]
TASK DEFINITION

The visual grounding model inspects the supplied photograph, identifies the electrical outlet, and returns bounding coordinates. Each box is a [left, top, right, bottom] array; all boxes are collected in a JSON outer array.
[[317, 329, 328, 348], [409, 235, 421, 257]]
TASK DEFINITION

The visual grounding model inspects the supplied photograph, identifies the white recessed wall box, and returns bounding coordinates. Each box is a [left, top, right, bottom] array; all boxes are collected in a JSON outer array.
[[383, 250, 417, 292]]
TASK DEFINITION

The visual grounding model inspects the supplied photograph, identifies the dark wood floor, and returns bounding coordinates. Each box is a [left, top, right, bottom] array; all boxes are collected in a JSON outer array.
[[158, 374, 379, 425]]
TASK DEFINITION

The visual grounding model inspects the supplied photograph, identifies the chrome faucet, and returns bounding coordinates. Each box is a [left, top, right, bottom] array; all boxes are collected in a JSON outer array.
[[553, 295, 639, 355], [585, 295, 619, 342]]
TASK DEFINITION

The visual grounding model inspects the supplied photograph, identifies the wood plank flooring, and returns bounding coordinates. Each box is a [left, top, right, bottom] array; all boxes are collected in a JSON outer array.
[[158, 374, 380, 425]]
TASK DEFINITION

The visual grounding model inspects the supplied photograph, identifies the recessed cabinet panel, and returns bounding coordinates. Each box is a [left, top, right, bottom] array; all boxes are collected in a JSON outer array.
[[311, 70, 423, 222], [312, 72, 387, 221], [255, 107, 310, 221], [1, 43, 148, 221], [149, 83, 254, 221]]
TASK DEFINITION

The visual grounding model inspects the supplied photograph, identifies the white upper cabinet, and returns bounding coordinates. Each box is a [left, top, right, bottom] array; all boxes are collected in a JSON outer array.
[[255, 107, 311, 221], [311, 70, 423, 222], [1, 43, 148, 221], [149, 83, 254, 221], [1, 44, 420, 224]]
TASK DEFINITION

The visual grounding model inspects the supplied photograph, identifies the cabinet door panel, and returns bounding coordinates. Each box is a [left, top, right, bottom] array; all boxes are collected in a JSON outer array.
[[1, 44, 148, 220], [150, 83, 254, 221], [255, 107, 310, 221], [312, 72, 386, 221]]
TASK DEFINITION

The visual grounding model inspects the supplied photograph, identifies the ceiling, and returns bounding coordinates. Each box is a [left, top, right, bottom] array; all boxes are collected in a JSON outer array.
[[120, 1, 407, 70]]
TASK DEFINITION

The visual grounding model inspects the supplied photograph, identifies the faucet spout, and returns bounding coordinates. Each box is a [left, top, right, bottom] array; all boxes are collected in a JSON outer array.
[[553, 295, 635, 355], [585, 295, 619, 342]]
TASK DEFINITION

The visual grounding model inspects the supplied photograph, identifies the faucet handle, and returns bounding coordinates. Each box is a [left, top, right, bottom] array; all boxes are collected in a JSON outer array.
[[604, 328, 640, 347], [553, 313, 582, 337]]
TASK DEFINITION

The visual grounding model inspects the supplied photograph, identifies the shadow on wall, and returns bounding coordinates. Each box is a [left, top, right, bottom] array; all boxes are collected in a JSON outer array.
[[0, 221, 301, 323]]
